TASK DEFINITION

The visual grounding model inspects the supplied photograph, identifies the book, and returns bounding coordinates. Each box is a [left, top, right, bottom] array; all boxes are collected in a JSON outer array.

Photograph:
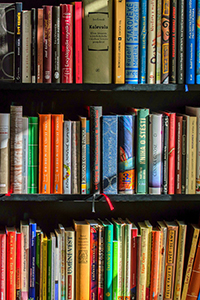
[[6, 226, 16, 300], [156, 0, 162, 83], [145, 220, 153, 300], [31, 8, 37, 83], [125, 0, 139, 84], [74, 1, 82, 84], [114, 0, 125, 83], [28, 117, 38, 194], [129, 221, 138, 300], [39, 232, 44, 300], [136, 234, 142, 300], [65, 227, 75, 300], [20, 221, 29, 300], [147, 0, 156, 84], [60, 4, 73, 83], [0, 113, 10, 194], [37, 8, 43, 83], [29, 220, 36, 300], [36, 228, 41, 300], [102, 115, 118, 194], [22, 117, 28, 194], [50, 232, 55, 300], [161, 0, 170, 83], [42, 234, 48, 299], [162, 114, 169, 194], [97, 221, 105, 300], [47, 236, 52, 300], [52, 6, 60, 83], [175, 116, 183, 194], [43, 5, 52, 83], [118, 115, 135, 194], [177, 0, 185, 83], [113, 240, 120, 300], [197, 0, 200, 83], [51, 114, 64, 194], [63, 120, 72, 194], [0, 230, 6, 300], [79, 116, 87, 194], [86, 120, 90, 194], [54, 228, 61, 300], [15, 2, 23, 82], [74, 220, 90, 300], [169, 0, 177, 83], [22, 10, 31, 83], [83, 0, 113, 83], [58, 224, 66, 300], [181, 119, 187, 194], [157, 221, 167, 300], [139, 0, 148, 83], [71, 121, 80, 194], [122, 219, 132, 299]]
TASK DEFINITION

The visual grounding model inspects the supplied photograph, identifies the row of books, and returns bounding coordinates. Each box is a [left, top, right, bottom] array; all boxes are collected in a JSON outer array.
[[2, 218, 200, 300], [0, 0, 199, 85], [1, 105, 200, 195]]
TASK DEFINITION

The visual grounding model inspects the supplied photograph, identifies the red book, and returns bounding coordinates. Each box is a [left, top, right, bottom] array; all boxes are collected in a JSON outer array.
[[43, 5, 52, 83], [0, 230, 6, 300], [61, 4, 73, 83], [16, 231, 22, 299], [6, 227, 16, 300], [150, 229, 161, 300], [130, 223, 138, 300], [74, 2, 82, 83]]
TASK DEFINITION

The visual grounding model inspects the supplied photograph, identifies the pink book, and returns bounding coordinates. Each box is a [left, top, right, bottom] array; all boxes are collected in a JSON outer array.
[[75, 2, 82, 83], [43, 5, 52, 83], [61, 4, 73, 83], [0, 230, 6, 300]]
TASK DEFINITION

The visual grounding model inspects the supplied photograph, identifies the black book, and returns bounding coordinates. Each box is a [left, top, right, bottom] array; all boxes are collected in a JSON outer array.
[[31, 8, 37, 83], [177, 0, 185, 84], [181, 119, 186, 194], [169, 0, 177, 83], [15, 2, 22, 82], [52, 6, 60, 83], [162, 114, 169, 194]]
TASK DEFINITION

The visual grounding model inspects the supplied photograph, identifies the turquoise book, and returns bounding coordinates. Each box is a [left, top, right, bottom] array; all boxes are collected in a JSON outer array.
[[28, 117, 38, 193]]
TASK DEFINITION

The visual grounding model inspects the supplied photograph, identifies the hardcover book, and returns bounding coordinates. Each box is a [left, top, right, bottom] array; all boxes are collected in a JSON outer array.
[[65, 227, 75, 300], [74, 1, 82, 84], [28, 117, 38, 194], [145, 220, 153, 300], [6, 227, 16, 300], [97, 221, 105, 300], [37, 8, 43, 83], [31, 8, 37, 83], [156, 0, 162, 83], [63, 120, 72, 194], [147, 0, 156, 83], [150, 229, 161, 300], [113, 240, 120, 300], [181, 119, 186, 194], [52, 6, 60, 83], [139, 0, 147, 83], [15, 2, 22, 82], [157, 221, 167, 300], [86, 120, 90, 194], [169, 0, 177, 83], [22, 117, 28, 194], [175, 116, 183, 194], [162, 114, 169, 194], [0, 230, 6, 300], [79, 116, 87, 194], [177, 0, 185, 83], [29, 220, 36, 300], [0, 113, 10, 194], [130, 221, 138, 300], [58, 224, 66, 300], [43, 5, 52, 83], [71, 121, 80, 194], [197, 0, 200, 83], [161, 0, 170, 83], [22, 10, 31, 83], [20, 221, 29, 300]]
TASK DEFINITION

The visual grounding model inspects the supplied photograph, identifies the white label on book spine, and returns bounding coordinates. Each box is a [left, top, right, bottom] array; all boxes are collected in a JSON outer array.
[[63, 121, 71, 194]]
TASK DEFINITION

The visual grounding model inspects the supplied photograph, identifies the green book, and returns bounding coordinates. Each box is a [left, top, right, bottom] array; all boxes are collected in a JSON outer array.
[[36, 228, 41, 300], [136, 108, 149, 194], [47, 237, 52, 300], [28, 116, 38, 193], [113, 240, 119, 300]]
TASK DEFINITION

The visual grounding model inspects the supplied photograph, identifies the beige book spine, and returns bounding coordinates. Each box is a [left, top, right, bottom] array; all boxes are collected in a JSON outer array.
[[0, 114, 10, 194], [22, 11, 31, 83], [188, 117, 197, 194]]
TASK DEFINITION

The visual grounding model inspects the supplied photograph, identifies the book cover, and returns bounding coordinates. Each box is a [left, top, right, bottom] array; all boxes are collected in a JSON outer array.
[[58, 224, 66, 300], [156, 0, 162, 83], [162, 114, 169, 194], [52, 6, 60, 83], [54, 228, 61, 300], [102, 115, 118, 194], [74, 220, 90, 300], [161, 0, 170, 83], [181, 119, 186, 194], [145, 220, 153, 300], [0, 113, 10, 194], [197, 0, 200, 83], [113, 240, 120, 300], [83, 0, 113, 83], [63, 120, 71, 194], [79, 116, 87, 194], [31, 8, 37, 83], [177, 0, 185, 83], [125, 0, 139, 84], [28, 117, 38, 194], [129, 221, 138, 300], [22, 117, 28, 194], [0, 230, 6, 300], [61, 4, 73, 83], [15, 2, 23, 82], [22, 10, 31, 83], [139, 0, 147, 83], [86, 120, 90, 194], [36, 228, 41, 300], [175, 116, 183, 194], [0, 3, 15, 82], [71, 121, 80, 194], [97, 221, 105, 300], [136, 234, 142, 300], [39, 114, 51, 194], [43, 5, 52, 83], [50, 232, 55, 300], [74, 1, 82, 84], [29, 220, 36, 300], [122, 219, 132, 299], [114, 0, 125, 83], [20, 221, 29, 300], [51, 114, 64, 194], [39, 232, 44, 300], [169, 0, 177, 83], [42, 235, 48, 300], [47, 236, 52, 300], [157, 221, 167, 300], [37, 8, 43, 83], [65, 227, 75, 300], [6, 227, 16, 300]]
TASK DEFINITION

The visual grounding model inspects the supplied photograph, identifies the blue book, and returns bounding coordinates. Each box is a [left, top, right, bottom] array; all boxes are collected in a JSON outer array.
[[86, 120, 90, 194], [197, 0, 200, 83], [139, 0, 147, 83], [102, 115, 118, 194], [125, 0, 139, 84], [186, 0, 196, 83], [29, 220, 37, 300]]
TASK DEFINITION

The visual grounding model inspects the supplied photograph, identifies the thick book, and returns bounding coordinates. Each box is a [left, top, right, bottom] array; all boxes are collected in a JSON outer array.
[[162, 114, 169, 194], [43, 6, 52, 83], [37, 8, 43, 83], [74, 1, 82, 84], [118, 115, 135, 194], [65, 227, 75, 300], [169, 0, 177, 83], [0, 3, 15, 82], [0, 113, 10, 194], [61, 4, 73, 83], [20, 221, 29, 300], [52, 6, 60, 83], [63, 120, 72, 194], [22, 10, 31, 83], [6, 227, 16, 300], [22, 117, 28, 194], [157, 221, 167, 300], [175, 116, 183, 194], [125, 0, 139, 84], [139, 0, 147, 83], [161, 0, 170, 83], [79, 116, 87, 194], [29, 220, 36, 300], [147, 0, 156, 84], [156, 0, 162, 83], [31, 8, 37, 83], [83, 0, 113, 83], [28, 117, 38, 194], [71, 121, 80, 194], [15, 2, 23, 82], [86, 120, 90, 194], [102, 115, 118, 194], [177, 0, 185, 83], [181, 119, 186, 194], [0, 230, 6, 300]]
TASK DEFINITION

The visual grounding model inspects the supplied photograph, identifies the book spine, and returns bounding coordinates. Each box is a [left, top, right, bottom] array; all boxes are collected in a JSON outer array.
[[29, 223, 36, 300], [37, 8, 43, 83], [86, 120, 90, 194], [0, 114, 10, 194], [145, 222, 152, 300], [31, 8, 37, 83], [80, 117, 87, 194], [28, 117, 38, 194], [197, 0, 200, 83], [150, 231, 161, 300], [102, 115, 118, 194], [59, 227, 66, 300], [51, 115, 63, 194], [35, 231, 40, 300], [22, 11, 31, 83], [177, 0, 185, 83], [65, 231, 75, 300], [161, 0, 170, 83], [21, 225, 29, 300], [175, 117, 183, 194], [162, 115, 169, 194], [52, 6, 61, 83], [139, 228, 148, 300], [104, 224, 113, 300], [10, 106, 23, 194], [181, 120, 186, 194], [90, 227, 98, 300], [39, 233, 43, 300], [157, 226, 167, 300], [168, 113, 176, 194], [147, 0, 157, 84], [188, 117, 197, 194], [47, 238, 52, 300], [113, 240, 119, 300], [6, 230, 16, 300], [98, 226, 104, 300], [90, 106, 102, 194], [169, 0, 177, 83], [22, 117, 28, 194], [186, 0, 196, 83], [156, 0, 162, 83], [71, 121, 80, 194], [124, 224, 132, 299], [118, 115, 135, 194], [61, 4, 73, 83], [0, 233, 6, 300], [136, 235, 142, 300], [130, 229, 137, 300], [43, 6, 52, 83], [75, 2, 82, 83], [125, 0, 139, 84], [42, 236, 48, 300], [15, 2, 22, 83], [16, 232, 22, 300], [114, 0, 126, 83], [149, 114, 162, 194], [139, 0, 148, 83], [50, 235, 55, 300], [63, 121, 72, 194]]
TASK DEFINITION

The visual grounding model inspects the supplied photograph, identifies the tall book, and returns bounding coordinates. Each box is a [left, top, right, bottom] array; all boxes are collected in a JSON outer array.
[[125, 0, 139, 84], [31, 8, 37, 83], [97, 221, 105, 300], [129, 221, 138, 300], [181, 119, 187, 194], [74, 1, 82, 84], [28, 117, 38, 194], [156, 0, 162, 83], [20, 221, 29, 300], [71, 121, 80, 194], [79, 116, 87, 194], [29, 220, 36, 300], [22, 10, 31, 83], [139, 0, 148, 83], [157, 221, 167, 300], [10, 106, 23, 194], [74, 220, 90, 300], [43, 5, 52, 83], [47, 235, 52, 300], [161, 0, 170, 83], [58, 224, 66, 300], [39, 232, 44, 300], [37, 8, 43, 83], [113, 240, 120, 300], [0, 113, 10, 194], [6, 227, 16, 300], [83, 0, 113, 83], [42, 234, 48, 300], [86, 120, 90, 194], [36, 228, 41, 300], [177, 0, 185, 83], [145, 220, 153, 300], [118, 115, 135, 194], [65, 227, 75, 300], [39, 114, 51, 194], [162, 114, 169, 194], [102, 115, 118, 194], [114, 0, 125, 83], [136, 234, 142, 300], [52, 6, 60, 83], [169, 0, 177, 83], [60, 4, 73, 83], [63, 120, 72, 194], [0, 230, 6, 300], [54, 228, 61, 300], [22, 117, 28, 194], [15, 2, 23, 82], [175, 116, 183, 194]]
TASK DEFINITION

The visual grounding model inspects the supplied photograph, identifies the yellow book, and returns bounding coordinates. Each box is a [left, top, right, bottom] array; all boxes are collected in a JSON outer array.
[[74, 220, 90, 300], [42, 234, 48, 300], [39, 232, 43, 300], [144, 220, 153, 299]]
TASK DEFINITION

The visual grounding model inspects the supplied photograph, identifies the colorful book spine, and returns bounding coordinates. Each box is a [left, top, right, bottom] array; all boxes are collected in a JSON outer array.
[[0, 231, 6, 300], [29, 221, 36, 300], [22, 117, 28, 194], [156, 0, 162, 83], [102, 115, 118, 194], [16, 231, 22, 300], [125, 0, 139, 84], [118, 115, 135, 194], [157, 221, 167, 300], [161, 0, 170, 83], [22, 10, 31, 83], [37, 8, 43, 83], [169, 0, 177, 83], [124, 221, 132, 299], [63, 121, 71, 194], [47, 237, 52, 300], [79, 116, 87, 194], [89, 223, 98, 300], [31, 8, 37, 83], [139, 0, 147, 83], [43, 5, 52, 83], [15, 2, 22, 82], [75, 1, 82, 83], [28, 117, 38, 194], [61, 4, 73, 83], [52, 6, 61, 83], [6, 227, 16, 300], [145, 220, 153, 300], [50, 233, 55, 300], [113, 240, 119, 300], [86, 120, 90, 194], [136, 235, 142, 300], [54, 229, 61, 300], [0, 113, 10, 194], [58, 224, 66, 300], [186, 0, 196, 83], [36, 230, 41, 300], [181, 119, 186, 194], [177, 0, 185, 83], [130, 224, 138, 300], [39, 232, 44, 300], [150, 229, 161, 300], [162, 114, 169, 194], [42, 235, 48, 300], [65, 228, 75, 300], [175, 116, 183, 194], [97, 222, 104, 300], [71, 121, 80, 194], [20, 221, 29, 300]]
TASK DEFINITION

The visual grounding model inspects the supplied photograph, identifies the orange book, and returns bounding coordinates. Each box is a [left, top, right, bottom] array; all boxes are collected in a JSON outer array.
[[51, 114, 64, 193], [150, 229, 161, 300], [6, 227, 16, 300], [186, 237, 200, 300], [39, 114, 51, 194]]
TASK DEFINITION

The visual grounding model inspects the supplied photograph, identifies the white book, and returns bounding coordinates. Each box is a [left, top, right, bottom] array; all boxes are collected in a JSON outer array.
[[63, 121, 71, 194], [51, 232, 56, 300], [58, 224, 66, 299], [55, 228, 61, 300], [22, 10, 31, 83], [65, 227, 75, 300], [0, 113, 10, 194], [20, 221, 29, 300], [22, 117, 28, 193]]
